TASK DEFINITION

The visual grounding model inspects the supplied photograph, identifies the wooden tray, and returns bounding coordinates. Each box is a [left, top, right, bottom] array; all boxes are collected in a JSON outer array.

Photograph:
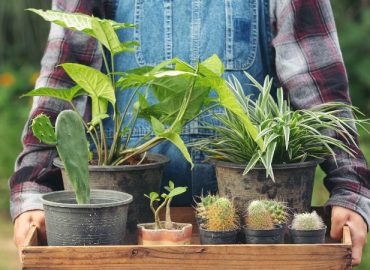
[[21, 207, 352, 270]]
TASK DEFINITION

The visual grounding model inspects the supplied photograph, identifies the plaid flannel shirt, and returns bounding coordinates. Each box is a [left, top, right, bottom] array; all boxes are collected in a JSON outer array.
[[10, 0, 370, 227]]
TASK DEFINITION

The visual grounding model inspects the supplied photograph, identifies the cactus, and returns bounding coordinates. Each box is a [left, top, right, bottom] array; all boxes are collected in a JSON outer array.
[[32, 114, 57, 145], [32, 110, 90, 204], [262, 200, 288, 225], [195, 194, 219, 220], [205, 197, 239, 231], [246, 200, 274, 230], [291, 211, 325, 230]]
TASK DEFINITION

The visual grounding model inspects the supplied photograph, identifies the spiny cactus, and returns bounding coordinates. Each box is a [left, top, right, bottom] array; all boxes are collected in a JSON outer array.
[[291, 211, 325, 230], [195, 194, 219, 220], [32, 110, 90, 204], [205, 197, 239, 231], [32, 114, 57, 145], [246, 200, 274, 230], [262, 200, 288, 225]]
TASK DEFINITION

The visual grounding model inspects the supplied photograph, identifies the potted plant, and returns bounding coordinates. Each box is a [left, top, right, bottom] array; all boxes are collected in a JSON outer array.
[[33, 110, 133, 246], [198, 197, 240, 244], [137, 181, 192, 245], [244, 200, 287, 244], [24, 9, 232, 243], [194, 193, 220, 228], [194, 72, 367, 212], [289, 211, 327, 244]]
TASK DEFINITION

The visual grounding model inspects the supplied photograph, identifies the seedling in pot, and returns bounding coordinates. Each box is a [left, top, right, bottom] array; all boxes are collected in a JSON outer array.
[[289, 211, 327, 244], [138, 181, 192, 245], [144, 180, 187, 230]]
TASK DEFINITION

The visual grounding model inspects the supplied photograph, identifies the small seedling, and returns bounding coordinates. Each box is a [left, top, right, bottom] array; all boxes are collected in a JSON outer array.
[[144, 180, 187, 230]]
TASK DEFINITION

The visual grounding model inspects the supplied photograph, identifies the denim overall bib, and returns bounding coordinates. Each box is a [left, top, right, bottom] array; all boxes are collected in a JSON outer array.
[[105, 0, 274, 205]]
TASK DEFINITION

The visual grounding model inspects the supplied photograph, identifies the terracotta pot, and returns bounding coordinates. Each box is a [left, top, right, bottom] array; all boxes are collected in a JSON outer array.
[[137, 222, 192, 245]]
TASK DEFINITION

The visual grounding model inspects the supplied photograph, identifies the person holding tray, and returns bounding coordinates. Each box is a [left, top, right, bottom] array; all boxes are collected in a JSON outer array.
[[10, 0, 369, 266]]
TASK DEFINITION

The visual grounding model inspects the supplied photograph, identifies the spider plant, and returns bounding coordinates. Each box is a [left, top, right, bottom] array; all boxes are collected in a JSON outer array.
[[194, 72, 369, 181]]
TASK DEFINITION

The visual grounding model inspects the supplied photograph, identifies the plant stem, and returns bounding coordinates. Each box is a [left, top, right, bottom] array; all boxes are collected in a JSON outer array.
[[165, 197, 173, 229], [113, 136, 162, 165], [154, 198, 167, 230]]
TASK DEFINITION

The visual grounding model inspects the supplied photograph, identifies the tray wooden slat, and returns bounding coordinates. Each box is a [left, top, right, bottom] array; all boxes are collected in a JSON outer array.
[[21, 207, 352, 270]]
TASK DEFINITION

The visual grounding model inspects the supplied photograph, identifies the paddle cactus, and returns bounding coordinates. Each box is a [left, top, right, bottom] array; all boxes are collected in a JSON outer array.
[[32, 110, 90, 204], [291, 211, 325, 230], [246, 200, 274, 230], [31, 114, 57, 145], [205, 197, 239, 231]]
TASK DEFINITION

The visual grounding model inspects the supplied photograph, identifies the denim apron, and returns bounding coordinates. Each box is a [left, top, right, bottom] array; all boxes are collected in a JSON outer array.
[[104, 0, 274, 205]]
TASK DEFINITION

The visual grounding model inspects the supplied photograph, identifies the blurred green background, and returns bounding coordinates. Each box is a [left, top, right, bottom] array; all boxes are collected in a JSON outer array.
[[0, 1, 369, 269]]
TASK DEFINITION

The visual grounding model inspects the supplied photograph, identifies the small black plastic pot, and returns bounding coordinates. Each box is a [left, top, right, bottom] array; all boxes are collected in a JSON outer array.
[[199, 227, 238, 244], [244, 224, 285, 244], [289, 225, 327, 244], [195, 215, 207, 228], [42, 189, 133, 246]]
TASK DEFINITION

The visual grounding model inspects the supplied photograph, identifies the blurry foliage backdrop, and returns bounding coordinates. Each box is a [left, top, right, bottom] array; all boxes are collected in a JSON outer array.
[[0, 1, 369, 268]]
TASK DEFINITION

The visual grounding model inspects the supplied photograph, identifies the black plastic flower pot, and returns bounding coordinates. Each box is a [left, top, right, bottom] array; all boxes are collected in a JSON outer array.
[[41, 189, 133, 246], [199, 227, 238, 244], [244, 224, 285, 244], [54, 153, 169, 244], [195, 215, 207, 228], [288, 225, 327, 244], [214, 160, 320, 213]]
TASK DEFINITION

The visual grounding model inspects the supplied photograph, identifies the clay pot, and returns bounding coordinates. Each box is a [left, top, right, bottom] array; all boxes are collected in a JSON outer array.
[[137, 222, 192, 245]]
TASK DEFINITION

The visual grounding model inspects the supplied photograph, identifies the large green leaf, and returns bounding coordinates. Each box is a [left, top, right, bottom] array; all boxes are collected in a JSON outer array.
[[199, 54, 224, 76], [160, 131, 193, 167], [60, 63, 115, 117], [92, 19, 122, 54], [150, 117, 193, 167], [22, 85, 84, 103], [27, 9, 135, 38]]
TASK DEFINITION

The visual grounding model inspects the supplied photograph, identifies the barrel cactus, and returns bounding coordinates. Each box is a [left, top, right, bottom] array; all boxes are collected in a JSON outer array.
[[195, 194, 219, 221], [291, 211, 325, 230], [32, 110, 90, 204], [205, 197, 239, 231], [262, 200, 288, 225], [246, 200, 274, 230]]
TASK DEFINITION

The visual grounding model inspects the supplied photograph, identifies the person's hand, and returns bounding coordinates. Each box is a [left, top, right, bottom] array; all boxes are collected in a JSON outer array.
[[331, 206, 368, 266], [13, 210, 46, 249]]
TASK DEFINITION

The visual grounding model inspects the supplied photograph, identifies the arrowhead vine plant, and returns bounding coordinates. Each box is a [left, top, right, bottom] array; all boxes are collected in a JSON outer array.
[[24, 9, 263, 168]]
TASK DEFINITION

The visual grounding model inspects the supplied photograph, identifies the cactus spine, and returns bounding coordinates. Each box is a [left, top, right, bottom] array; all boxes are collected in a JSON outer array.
[[205, 197, 239, 231], [32, 110, 90, 204], [246, 200, 274, 230], [291, 211, 325, 230]]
